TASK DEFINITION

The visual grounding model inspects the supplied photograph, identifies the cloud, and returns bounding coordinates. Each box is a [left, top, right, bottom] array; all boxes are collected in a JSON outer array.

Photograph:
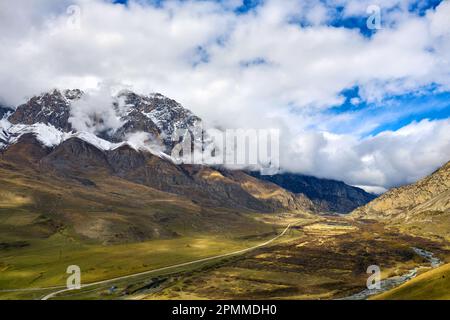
[[125, 130, 166, 154], [69, 84, 124, 134], [282, 119, 450, 189], [354, 185, 388, 195], [0, 0, 449, 190]]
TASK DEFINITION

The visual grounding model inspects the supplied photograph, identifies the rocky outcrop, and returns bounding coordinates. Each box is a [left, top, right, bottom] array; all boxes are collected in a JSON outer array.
[[8, 89, 82, 131]]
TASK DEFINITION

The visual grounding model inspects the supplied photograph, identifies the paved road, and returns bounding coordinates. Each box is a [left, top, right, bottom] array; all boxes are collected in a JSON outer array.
[[41, 223, 293, 300]]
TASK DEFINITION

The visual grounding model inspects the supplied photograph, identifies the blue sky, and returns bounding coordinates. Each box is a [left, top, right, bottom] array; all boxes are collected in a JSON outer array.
[[325, 86, 450, 136]]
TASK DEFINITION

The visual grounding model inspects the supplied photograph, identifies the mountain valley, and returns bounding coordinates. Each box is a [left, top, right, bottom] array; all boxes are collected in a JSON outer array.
[[0, 89, 448, 300]]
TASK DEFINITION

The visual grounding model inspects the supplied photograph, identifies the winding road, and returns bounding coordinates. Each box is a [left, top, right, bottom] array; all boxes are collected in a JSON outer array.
[[41, 223, 293, 300]]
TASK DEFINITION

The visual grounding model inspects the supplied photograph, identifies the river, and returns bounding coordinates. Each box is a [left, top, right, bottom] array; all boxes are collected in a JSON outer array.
[[341, 247, 443, 300]]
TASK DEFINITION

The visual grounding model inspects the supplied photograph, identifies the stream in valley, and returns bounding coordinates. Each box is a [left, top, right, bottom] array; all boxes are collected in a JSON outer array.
[[341, 247, 443, 300]]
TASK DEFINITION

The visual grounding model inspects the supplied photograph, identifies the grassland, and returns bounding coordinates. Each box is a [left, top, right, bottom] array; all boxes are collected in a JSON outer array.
[[1, 232, 278, 299], [137, 218, 450, 300], [2, 208, 449, 300], [0, 160, 280, 299], [0, 233, 267, 288]]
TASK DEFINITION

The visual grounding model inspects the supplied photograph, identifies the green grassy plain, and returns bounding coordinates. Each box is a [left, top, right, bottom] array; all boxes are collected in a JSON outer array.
[[0, 231, 283, 299], [0, 160, 279, 299]]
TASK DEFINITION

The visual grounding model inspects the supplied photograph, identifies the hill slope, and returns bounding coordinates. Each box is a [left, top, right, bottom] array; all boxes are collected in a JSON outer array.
[[373, 263, 450, 300], [0, 134, 284, 244], [352, 161, 450, 240]]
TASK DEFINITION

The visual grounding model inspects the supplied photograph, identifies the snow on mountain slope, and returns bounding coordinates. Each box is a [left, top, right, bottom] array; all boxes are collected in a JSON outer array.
[[0, 119, 168, 158], [6, 89, 203, 156], [0, 119, 11, 149], [0, 105, 13, 119], [7, 122, 67, 147], [112, 90, 202, 150]]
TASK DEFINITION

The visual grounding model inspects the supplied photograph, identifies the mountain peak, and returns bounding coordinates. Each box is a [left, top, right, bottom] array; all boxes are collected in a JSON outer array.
[[0, 88, 382, 218], [113, 90, 201, 150], [3, 88, 202, 154], [8, 88, 83, 132]]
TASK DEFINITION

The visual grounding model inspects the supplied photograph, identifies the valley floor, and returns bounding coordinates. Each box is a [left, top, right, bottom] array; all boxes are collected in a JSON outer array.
[[135, 216, 450, 300], [1, 211, 449, 300], [0, 230, 280, 300]]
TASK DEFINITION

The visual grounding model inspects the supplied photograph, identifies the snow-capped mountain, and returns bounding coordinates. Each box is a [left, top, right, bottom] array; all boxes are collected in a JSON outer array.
[[2, 89, 203, 156], [9, 89, 82, 132], [0, 88, 376, 214], [0, 120, 9, 149], [111, 90, 202, 149]]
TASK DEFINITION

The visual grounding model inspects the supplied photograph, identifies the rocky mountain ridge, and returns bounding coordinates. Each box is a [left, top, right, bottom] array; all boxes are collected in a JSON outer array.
[[251, 172, 376, 214], [0, 89, 377, 214], [1, 133, 313, 214], [7, 89, 201, 154], [9, 89, 82, 132]]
